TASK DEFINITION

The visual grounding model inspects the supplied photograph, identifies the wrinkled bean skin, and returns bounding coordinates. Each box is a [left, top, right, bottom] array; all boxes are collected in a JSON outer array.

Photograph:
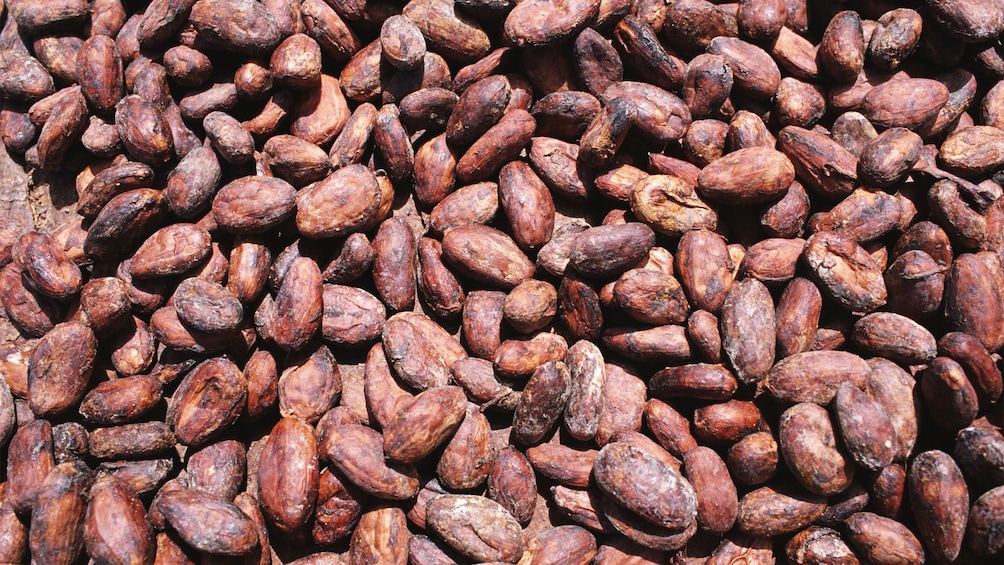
[[0, 1, 1003, 564]]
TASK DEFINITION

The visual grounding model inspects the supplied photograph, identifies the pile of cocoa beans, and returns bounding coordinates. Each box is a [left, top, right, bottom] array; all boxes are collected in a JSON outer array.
[[0, 0, 1002, 562]]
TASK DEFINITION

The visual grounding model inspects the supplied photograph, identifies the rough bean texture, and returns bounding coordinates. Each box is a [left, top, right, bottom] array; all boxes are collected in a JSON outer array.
[[0, 0, 1002, 562]]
